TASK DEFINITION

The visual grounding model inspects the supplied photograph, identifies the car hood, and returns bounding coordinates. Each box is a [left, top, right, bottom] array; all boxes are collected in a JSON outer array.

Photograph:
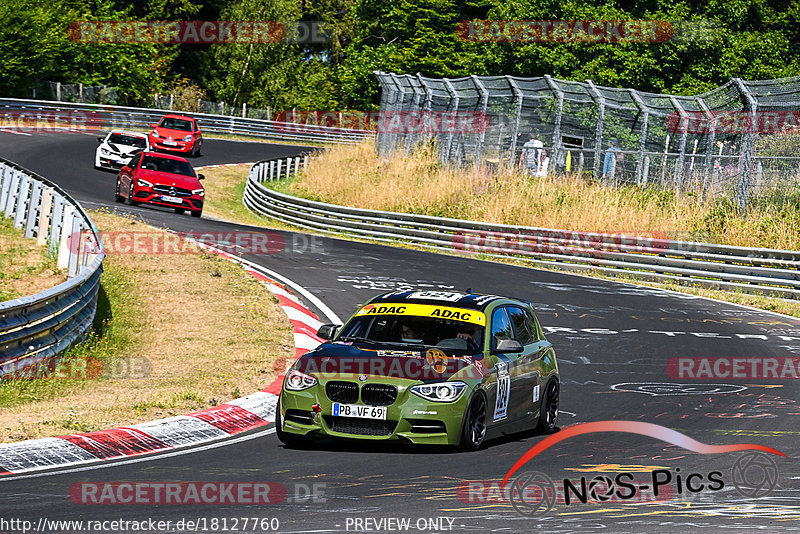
[[137, 169, 201, 188], [155, 127, 196, 139], [105, 143, 145, 156], [294, 342, 487, 382]]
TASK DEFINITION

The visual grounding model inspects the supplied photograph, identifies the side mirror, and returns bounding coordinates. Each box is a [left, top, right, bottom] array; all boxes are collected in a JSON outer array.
[[149, 123, 156, 128], [97, 136, 104, 142], [316, 324, 341, 340], [197, 173, 205, 180], [494, 337, 523, 354]]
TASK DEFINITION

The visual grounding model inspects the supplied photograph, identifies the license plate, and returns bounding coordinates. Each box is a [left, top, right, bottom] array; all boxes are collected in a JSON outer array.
[[163, 139, 177, 146], [332, 403, 387, 420], [161, 195, 183, 203]]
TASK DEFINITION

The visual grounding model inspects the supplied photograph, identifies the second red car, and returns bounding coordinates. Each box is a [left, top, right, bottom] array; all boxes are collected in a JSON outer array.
[[115, 152, 205, 217], [148, 114, 203, 157]]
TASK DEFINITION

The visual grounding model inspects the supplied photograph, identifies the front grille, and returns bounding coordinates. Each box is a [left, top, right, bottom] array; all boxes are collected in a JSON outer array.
[[324, 416, 397, 436], [408, 419, 447, 434], [285, 409, 314, 425], [326, 381, 359, 403], [153, 185, 192, 197], [361, 384, 398, 406]]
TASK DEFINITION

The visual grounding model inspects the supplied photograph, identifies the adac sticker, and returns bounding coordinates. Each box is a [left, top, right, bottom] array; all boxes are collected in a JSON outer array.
[[356, 303, 486, 325]]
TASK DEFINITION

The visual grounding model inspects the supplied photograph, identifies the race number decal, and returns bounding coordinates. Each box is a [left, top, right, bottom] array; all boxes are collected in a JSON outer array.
[[494, 359, 510, 421], [407, 291, 467, 302]]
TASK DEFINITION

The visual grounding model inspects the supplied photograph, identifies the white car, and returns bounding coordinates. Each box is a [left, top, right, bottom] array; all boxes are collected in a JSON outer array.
[[95, 131, 150, 171]]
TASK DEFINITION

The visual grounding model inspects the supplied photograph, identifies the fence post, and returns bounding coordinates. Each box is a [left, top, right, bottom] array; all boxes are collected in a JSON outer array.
[[668, 96, 688, 193], [416, 73, 434, 151], [507, 76, 524, 170], [642, 155, 651, 184], [696, 96, 717, 197], [471, 75, 490, 167], [276, 159, 282, 180], [628, 89, 650, 185], [303, 154, 308, 170], [733, 78, 757, 213], [269, 160, 275, 180], [79, 83, 83, 102], [660, 135, 670, 186], [169, 93, 174, 110], [295, 156, 301, 175], [443, 79, 460, 165], [544, 75, 565, 169], [242, 102, 247, 118], [586, 80, 605, 179], [56, 82, 62, 102]]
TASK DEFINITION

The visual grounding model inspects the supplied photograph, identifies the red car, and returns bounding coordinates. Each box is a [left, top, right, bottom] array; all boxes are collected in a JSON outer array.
[[148, 114, 203, 157], [115, 152, 205, 217]]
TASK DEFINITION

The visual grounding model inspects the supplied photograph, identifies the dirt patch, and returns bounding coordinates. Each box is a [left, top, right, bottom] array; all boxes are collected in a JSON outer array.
[[0, 217, 66, 301]]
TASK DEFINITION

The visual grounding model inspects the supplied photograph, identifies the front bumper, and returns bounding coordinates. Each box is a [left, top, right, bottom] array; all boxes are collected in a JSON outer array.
[[279, 377, 472, 445], [133, 188, 203, 211], [149, 137, 195, 153]]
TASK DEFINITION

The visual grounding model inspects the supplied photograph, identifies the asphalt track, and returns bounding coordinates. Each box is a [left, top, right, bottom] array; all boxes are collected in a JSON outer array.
[[1, 131, 799, 533]]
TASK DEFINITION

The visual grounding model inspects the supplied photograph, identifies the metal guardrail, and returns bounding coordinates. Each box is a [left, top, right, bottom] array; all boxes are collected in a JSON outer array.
[[0, 98, 374, 145], [0, 158, 105, 376], [244, 157, 800, 299]]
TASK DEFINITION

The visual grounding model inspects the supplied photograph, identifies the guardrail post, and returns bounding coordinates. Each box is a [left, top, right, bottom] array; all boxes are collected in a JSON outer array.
[[269, 160, 275, 181], [276, 159, 282, 180], [4, 169, 21, 217], [303, 155, 308, 170], [24, 180, 42, 238], [57, 204, 74, 271], [586, 80, 606, 179], [49, 194, 64, 253], [13, 174, 31, 229], [68, 216, 81, 277], [0, 164, 10, 209], [295, 156, 301, 175], [37, 186, 53, 246]]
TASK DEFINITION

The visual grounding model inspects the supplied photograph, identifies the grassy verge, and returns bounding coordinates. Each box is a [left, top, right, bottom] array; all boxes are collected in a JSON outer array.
[[0, 217, 65, 301], [0, 209, 293, 442]]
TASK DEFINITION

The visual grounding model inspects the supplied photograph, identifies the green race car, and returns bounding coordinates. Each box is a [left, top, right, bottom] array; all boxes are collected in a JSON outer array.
[[275, 290, 560, 450]]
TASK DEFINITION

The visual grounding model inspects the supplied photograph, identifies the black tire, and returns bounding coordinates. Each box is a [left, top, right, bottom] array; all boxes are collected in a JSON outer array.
[[275, 395, 310, 448], [536, 379, 559, 434], [114, 180, 124, 203], [174, 207, 185, 214], [125, 182, 138, 206], [190, 209, 202, 218], [459, 391, 488, 451]]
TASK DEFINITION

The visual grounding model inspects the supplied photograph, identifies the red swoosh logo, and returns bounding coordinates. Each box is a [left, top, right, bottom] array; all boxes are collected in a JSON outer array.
[[501, 420, 785, 487]]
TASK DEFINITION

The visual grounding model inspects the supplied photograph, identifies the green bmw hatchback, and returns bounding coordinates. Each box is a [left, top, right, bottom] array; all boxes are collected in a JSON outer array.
[[276, 290, 560, 450]]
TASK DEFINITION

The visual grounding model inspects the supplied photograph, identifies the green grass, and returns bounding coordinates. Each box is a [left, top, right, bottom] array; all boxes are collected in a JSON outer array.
[[0, 261, 140, 410]]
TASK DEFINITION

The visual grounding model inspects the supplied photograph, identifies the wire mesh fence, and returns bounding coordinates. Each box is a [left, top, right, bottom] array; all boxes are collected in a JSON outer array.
[[374, 72, 800, 209]]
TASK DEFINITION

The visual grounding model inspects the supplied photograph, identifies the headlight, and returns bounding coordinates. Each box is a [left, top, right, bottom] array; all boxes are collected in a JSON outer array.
[[183, 135, 193, 142], [411, 381, 467, 402], [100, 148, 113, 156], [285, 369, 317, 391], [151, 130, 160, 138], [136, 179, 153, 187], [192, 188, 205, 196]]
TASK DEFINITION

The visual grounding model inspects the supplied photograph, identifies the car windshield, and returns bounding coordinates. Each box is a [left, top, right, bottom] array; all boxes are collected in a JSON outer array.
[[338, 314, 484, 350], [158, 118, 193, 131], [140, 155, 195, 177], [108, 134, 147, 148]]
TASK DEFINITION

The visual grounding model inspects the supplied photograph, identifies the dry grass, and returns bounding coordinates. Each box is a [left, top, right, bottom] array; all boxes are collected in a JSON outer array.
[[0, 216, 65, 301], [290, 141, 800, 250], [0, 210, 293, 442]]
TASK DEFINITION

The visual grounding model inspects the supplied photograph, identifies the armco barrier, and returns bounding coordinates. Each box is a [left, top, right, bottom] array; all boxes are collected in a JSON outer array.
[[0, 98, 374, 145], [244, 157, 800, 299], [0, 157, 105, 376]]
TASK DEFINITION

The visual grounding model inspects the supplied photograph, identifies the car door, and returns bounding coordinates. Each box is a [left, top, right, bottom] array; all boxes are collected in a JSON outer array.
[[119, 153, 142, 193], [487, 306, 526, 425], [505, 306, 547, 423]]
